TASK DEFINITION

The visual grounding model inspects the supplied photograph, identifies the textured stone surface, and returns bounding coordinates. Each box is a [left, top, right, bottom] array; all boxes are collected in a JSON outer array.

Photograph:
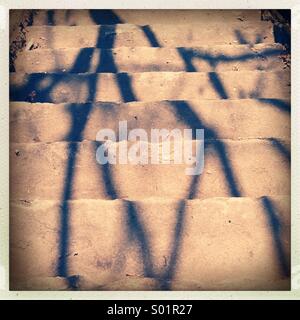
[[10, 139, 290, 200], [9, 9, 291, 291], [10, 197, 290, 290], [14, 44, 287, 73], [10, 99, 290, 143], [25, 22, 273, 49], [32, 10, 263, 26], [10, 71, 290, 103]]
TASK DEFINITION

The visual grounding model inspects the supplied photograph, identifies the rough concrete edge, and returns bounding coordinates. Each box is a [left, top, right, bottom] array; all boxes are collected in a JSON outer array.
[[9, 9, 37, 72], [262, 9, 291, 56]]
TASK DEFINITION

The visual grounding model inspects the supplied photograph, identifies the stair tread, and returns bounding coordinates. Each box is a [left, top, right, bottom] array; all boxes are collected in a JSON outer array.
[[10, 99, 290, 143], [32, 9, 263, 26], [10, 71, 290, 103], [24, 22, 274, 49], [10, 139, 290, 200], [15, 44, 288, 73], [10, 196, 290, 291]]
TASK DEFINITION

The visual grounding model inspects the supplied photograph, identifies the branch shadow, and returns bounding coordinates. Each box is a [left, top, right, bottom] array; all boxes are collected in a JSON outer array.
[[58, 10, 158, 285], [177, 45, 287, 100], [9, 9, 291, 289], [159, 100, 242, 289], [268, 138, 291, 163], [261, 196, 290, 277]]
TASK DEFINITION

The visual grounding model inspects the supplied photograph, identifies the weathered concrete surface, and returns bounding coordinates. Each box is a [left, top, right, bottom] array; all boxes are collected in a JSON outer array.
[[14, 44, 288, 73], [10, 100, 290, 143], [25, 22, 274, 49], [10, 71, 290, 103], [9, 10, 35, 72], [10, 197, 290, 290], [9, 9, 291, 291], [10, 139, 290, 200], [32, 10, 263, 26]]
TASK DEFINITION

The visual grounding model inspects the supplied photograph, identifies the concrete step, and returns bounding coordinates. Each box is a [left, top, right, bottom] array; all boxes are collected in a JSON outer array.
[[14, 44, 288, 73], [10, 71, 290, 103], [10, 139, 290, 200], [13, 274, 290, 291], [10, 196, 290, 290], [32, 9, 263, 26], [10, 99, 290, 143], [24, 22, 274, 49]]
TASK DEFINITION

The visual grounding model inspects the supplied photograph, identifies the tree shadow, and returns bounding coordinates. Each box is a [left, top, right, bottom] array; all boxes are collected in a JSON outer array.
[[234, 30, 263, 45], [177, 44, 287, 100], [261, 196, 290, 277], [56, 10, 159, 285], [268, 138, 291, 163], [258, 98, 290, 114], [92, 140, 157, 280], [10, 9, 291, 289], [170, 101, 242, 197], [159, 100, 243, 289]]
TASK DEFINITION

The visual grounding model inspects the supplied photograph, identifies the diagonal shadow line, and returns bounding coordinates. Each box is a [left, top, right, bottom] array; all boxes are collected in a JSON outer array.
[[57, 102, 93, 277], [57, 88, 97, 279], [70, 48, 95, 73], [91, 10, 156, 281], [160, 199, 186, 290], [116, 73, 137, 102], [95, 24, 137, 102], [234, 29, 263, 46], [169, 101, 241, 197], [258, 98, 290, 114], [162, 143, 206, 289], [261, 196, 290, 277], [234, 29, 254, 45], [161, 100, 242, 289], [57, 11, 124, 281], [177, 48, 197, 72], [140, 25, 161, 47], [208, 72, 228, 99], [124, 200, 156, 278], [269, 138, 291, 163], [98, 160, 118, 200], [177, 45, 288, 101], [177, 47, 286, 72], [93, 140, 156, 279], [177, 48, 228, 99]]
